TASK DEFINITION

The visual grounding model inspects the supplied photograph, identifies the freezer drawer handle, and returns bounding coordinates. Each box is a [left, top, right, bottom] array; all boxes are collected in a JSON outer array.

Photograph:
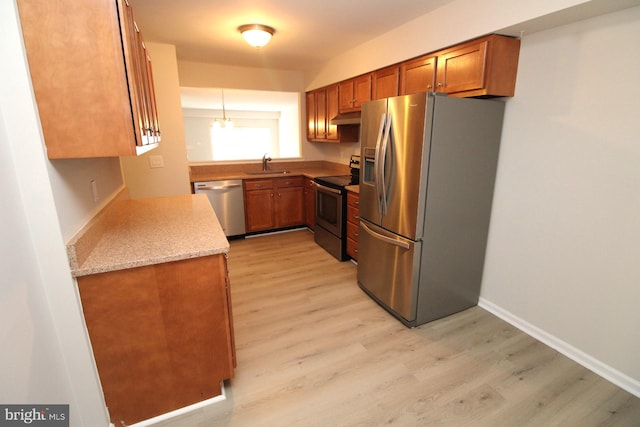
[[360, 222, 410, 250]]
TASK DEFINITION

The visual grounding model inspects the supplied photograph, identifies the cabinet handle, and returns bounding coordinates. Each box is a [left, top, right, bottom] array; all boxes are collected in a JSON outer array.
[[437, 82, 444, 88], [271, 193, 274, 197], [427, 84, 433, 89]]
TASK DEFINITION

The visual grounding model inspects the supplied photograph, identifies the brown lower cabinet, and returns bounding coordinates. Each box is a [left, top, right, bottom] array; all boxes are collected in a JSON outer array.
[[303, 177, 316, 229], [244, 177, 305, 233], [346, 190, 360, 260], [77, 254, 235, 426]]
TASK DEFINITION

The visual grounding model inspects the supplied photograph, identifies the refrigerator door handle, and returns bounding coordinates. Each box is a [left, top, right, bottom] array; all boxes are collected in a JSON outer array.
[[360, 221, 411, 250], [379, 112, 392, 215], [373, 113, 387, 216]]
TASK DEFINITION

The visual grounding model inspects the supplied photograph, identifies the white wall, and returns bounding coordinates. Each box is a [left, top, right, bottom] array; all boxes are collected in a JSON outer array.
[[311, 142, 360, 165], [306, 0, 625, 89], [48, 158, 124, 241], [178, 61, 305, 92], [176, 61, 330, 162], [481, 6, 640, 392], [0, 1, 109, 424], [121, 42, 191, 199]]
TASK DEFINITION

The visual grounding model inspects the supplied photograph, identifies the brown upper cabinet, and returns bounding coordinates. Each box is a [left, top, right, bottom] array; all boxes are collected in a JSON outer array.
[[400, 55, 437, 95], [433, 34, 520, 97], [339, 74, 372, 113], [307, 85, 359, 143], [309, 34, 520, 121], [373, 66, 400, 100], [17, 0, 160, 159]]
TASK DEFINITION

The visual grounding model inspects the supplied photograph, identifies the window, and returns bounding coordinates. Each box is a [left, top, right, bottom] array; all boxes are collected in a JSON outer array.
[[210, 118, 277, 161], [181, 88, 300, 163]]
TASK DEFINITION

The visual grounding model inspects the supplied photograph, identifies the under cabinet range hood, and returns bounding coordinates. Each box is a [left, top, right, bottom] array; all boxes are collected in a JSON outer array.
[[330, 111, 361, 125]]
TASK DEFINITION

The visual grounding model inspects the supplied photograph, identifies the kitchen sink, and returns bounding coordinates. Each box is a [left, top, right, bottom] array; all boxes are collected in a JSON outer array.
[[245, 170, 291, 175]]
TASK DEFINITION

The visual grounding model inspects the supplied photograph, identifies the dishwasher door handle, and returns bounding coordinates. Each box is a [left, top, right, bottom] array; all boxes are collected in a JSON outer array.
[[196, 184, 242, 191]]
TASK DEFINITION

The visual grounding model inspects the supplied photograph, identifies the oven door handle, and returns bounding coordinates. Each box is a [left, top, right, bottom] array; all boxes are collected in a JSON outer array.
[[314, 182, 342, 195]]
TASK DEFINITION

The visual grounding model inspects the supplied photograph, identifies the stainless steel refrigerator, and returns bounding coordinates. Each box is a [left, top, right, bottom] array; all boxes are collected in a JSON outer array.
[[358, 92, 505, 327]]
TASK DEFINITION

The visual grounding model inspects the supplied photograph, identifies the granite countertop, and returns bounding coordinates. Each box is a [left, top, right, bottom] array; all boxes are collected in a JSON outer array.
[[189, 160, 351, 183], [190, 168, 343, 183], [67, 194, 229, 277]]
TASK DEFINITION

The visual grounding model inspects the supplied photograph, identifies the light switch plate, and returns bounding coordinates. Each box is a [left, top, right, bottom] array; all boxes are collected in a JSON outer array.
[[149, 155, 164, 168]]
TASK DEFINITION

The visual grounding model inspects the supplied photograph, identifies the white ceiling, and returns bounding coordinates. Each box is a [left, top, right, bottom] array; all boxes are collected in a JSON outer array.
[[131, 0, 640, 110], [128, 0, 455, 71]]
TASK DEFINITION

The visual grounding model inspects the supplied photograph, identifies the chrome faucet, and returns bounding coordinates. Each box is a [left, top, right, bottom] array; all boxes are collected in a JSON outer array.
[[262, 153, 272, 171]]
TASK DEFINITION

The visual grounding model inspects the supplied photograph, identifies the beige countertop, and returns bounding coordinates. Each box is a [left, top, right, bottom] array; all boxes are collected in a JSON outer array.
[[345, 185, 360, 193], [191, 168, 333, 182], [189, 160, 351, 183], [67, 194, 229, 277]]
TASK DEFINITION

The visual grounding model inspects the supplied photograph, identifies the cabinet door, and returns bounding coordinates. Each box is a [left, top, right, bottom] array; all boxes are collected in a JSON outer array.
[[400, 55, 436, 95], [303, 178, 316, 229], [306, 91, 316, 140], [77, 256, 233, 425], [435, 40, 488, 94], [373, 66, 400, 100], [315, 89, 328, 139], [275, 186, 304, 228], [353, 74, 372, 110], [244, 188, 275, 232], [338, 74, 371, 112], [346, 235, 359, 261], [346, 191, 360, 260], [17, 0, 142, 158], [338, 80, 355, 112], [120, 0, 160, 147], [325, 85, 339, 141]]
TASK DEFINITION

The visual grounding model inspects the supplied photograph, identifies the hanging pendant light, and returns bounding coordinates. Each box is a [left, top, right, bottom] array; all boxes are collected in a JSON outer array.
[[238, 24, 275, 48], [221, 89, 233, 128]]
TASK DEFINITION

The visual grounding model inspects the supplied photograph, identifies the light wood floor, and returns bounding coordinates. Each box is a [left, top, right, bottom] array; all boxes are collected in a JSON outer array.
[[155, 229, 640, 426]]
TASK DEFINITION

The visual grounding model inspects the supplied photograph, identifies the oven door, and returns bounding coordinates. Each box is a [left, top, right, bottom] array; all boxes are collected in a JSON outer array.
[[315, 182, 344, 237]]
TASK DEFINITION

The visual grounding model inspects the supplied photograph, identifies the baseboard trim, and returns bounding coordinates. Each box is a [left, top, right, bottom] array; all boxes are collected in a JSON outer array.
[[127, 382, 227, 427], [478, 297, 640, 398]]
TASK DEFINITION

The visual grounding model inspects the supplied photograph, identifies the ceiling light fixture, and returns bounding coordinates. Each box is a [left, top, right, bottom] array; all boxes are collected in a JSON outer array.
[[238, 24, 275, 48]]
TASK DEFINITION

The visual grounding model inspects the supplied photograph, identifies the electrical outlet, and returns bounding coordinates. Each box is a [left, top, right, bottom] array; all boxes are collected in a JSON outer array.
[[149, 155, 165, 168]]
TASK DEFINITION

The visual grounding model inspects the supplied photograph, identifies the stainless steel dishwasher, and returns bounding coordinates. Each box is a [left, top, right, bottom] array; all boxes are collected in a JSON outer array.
[[194, 180, 246, 237]]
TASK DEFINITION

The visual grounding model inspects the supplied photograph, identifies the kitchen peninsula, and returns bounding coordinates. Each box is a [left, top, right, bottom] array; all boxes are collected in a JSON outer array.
[[67, 194, 235, 426]]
